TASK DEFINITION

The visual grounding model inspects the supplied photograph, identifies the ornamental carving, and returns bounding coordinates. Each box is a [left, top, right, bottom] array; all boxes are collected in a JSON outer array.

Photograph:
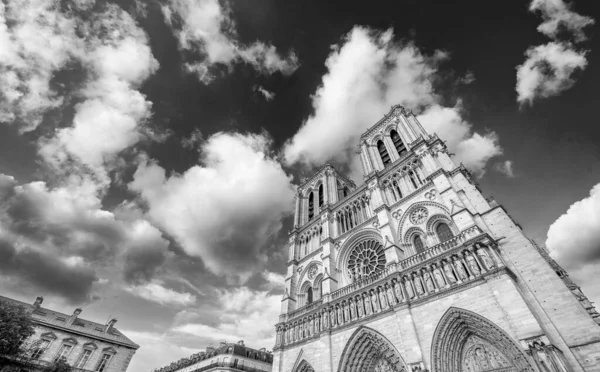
[[308, 265, 318, 280], [392, 209, 402, 220], [410, 207, 428, 225], [347, 240, 386, 282], [424, 189, 437, 200]]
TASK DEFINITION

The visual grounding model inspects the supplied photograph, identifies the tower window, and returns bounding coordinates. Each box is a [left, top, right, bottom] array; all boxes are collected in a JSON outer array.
[[343, 187, 349, 197], [318, 184, 324, 207], [390, 130, 407, 156], [413, 235, 425, 253], [308, 193, 314, 220], [377, 140, 391, 166], [436, 223, 453, 243]]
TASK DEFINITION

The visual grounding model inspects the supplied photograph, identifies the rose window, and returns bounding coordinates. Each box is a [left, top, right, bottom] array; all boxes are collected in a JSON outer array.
[[347, 240, 386, 280], [410, 207, 428, 225]]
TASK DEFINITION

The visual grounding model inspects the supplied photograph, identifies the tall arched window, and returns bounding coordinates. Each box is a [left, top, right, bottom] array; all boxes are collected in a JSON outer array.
[[436, 223, 453, 243], [377, 140, 391, 166], [343, 187, 349, 197], [308, 193, 314, 220], [413, 235, 425, 252], [307, 287, 313, 304], [390, 130, 407, 156], [318, 184, 324, 207]]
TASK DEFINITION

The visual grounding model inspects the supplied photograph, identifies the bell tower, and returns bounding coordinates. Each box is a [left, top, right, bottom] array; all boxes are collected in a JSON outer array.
[[273, 105, 600, 372]]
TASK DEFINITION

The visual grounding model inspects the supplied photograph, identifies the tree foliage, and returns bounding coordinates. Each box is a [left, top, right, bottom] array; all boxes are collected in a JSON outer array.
[[0, 300, 36, 358], [48, 358, 72, 372]]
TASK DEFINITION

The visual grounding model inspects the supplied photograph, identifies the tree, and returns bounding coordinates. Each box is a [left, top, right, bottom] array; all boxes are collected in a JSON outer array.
[[0, 300, 36, 358], [48, 358, 72, 372]]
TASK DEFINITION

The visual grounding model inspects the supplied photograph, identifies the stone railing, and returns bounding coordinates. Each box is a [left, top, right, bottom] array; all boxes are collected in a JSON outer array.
[[274, 231, 505, 349]]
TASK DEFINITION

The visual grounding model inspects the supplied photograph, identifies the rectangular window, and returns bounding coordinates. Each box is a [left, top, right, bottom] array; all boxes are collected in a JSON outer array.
[[76, 349, 93, 369], [31, 340, 50, 359], [54, 344, 73, 362], [95, 353, 112, 372]]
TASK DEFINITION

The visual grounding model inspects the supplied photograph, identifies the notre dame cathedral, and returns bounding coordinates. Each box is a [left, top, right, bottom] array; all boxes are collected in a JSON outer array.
[[271, 105, 600, 372]]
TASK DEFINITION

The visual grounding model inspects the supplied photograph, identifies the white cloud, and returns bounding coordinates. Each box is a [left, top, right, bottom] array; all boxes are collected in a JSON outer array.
[[125, 280, 196, 306], [162, 0, 298, 84], [515, 0, 594, 105], [546, 182, 600, 269], [129, 132, 295, 279], [493, 160, 515, 178], [283, 27, 502, 179], [173, 287, 279, 349], [516, 42, 588, 105], [0, 0, 81, 131], [529, 0, 595, 42], [255, 85, 275, 101], [38, 4, 159, 192]]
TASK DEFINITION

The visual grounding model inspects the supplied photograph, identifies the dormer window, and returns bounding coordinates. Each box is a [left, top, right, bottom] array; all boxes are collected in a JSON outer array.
[[377, 140, 391, 166], [390, 130, 407, 156]]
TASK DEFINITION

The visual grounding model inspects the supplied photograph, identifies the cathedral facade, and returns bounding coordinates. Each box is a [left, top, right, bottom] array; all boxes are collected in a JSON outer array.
[[272, 105, 600, 372]]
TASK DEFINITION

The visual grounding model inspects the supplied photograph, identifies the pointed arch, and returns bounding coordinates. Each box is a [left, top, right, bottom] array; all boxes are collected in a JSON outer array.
[[377, 140, 391, 166], [338, 326, 408, 372], [430, 307, 536, 372], [292, 350, 315, 372]]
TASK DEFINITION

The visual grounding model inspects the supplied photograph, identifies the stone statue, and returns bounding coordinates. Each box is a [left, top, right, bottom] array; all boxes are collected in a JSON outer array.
[[315, 314, 320, 333], [425, 272, 436, 292], [444, 262, 457, 283], [379, 288, 388, 309], [478, 247, 495, 269], [365, 294, 372, 315], [414, 275, 425, 295], [323, 310, 328, 329], [394, 281, 403, 301], [371, 290, 380, 312], [455, 259, 468, 280], [386, 285, 396, 305], [330, 308, 336, 327], [467, 254, 481, 275], [343, 302, 349, 322], [337, 305, 343, 325], [405, 278, 415, 299], [433, 267, 446, 287], [357, 296, 365, 317]]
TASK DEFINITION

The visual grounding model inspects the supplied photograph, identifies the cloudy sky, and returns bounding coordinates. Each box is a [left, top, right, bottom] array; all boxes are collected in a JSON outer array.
[[0, 0, 598, 371]]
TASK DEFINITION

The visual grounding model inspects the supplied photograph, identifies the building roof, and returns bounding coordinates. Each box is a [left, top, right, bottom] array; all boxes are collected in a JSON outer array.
[[0, 295, 139, 349], [153, 341, 273, 372]]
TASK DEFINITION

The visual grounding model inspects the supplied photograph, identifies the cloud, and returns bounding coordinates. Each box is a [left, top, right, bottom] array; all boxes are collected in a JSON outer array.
[[516, 42, 588, 105], [38, 4, 159, 191], [0, 0, 81, 131], [161, 0, 299, 84], [121, 330, 198, 372], [494, 160, 515, 178], [515, 0, 594, 105], [529, 0, 595, 42], [173, 287, 279, 349], [0, 174, 170, 303], [129, 132, 295, 280], [254, 85, 275, 101], [546, 182, 600, 269], [282, 27, 502, 179], [125, 280, 196, 306], [182, 128, 204, 150]]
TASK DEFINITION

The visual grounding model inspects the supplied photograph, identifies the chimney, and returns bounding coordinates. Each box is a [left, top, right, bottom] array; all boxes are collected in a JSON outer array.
[[69, 308, 82, 325], [105, 318, 117, 333], [33, 296, 44, 308], [219, 341, 227, 348], [237, 340, 244, 346]]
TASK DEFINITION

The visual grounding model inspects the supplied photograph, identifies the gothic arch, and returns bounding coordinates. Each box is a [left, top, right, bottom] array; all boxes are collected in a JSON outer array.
[[403, 226, 426, 244], [397, 201, 450, 242], [425, 214, 456, 235], [338, 326, 408, 372], [294, 359, 315, 372], [430, 307, 536, 372], [297, 261, 323, 292]]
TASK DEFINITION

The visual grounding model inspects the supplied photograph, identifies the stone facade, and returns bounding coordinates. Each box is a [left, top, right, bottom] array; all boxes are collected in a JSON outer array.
[[272, 105, 600, 372], [152, 341, 272, 372], [0, 296, 138, 372]]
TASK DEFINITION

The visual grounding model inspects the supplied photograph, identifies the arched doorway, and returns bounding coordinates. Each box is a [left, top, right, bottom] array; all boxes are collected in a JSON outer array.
[[431, 307, 536, 372], [338, 326, 408, 372], [294, 360, 315, 372]]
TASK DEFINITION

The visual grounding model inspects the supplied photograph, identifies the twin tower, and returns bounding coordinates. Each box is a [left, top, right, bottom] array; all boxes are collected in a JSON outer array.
[[272, 105, 600, 372]]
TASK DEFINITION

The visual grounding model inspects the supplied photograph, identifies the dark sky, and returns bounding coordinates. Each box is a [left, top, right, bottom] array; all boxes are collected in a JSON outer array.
[[0, 0, 599, 371]]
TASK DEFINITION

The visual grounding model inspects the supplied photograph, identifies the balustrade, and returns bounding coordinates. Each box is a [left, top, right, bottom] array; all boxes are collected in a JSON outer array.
[[274, 230, 504, 349]]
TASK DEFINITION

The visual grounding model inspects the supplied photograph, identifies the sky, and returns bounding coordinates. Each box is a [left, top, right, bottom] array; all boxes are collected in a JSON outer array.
[[0, 0, 599, 371]]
